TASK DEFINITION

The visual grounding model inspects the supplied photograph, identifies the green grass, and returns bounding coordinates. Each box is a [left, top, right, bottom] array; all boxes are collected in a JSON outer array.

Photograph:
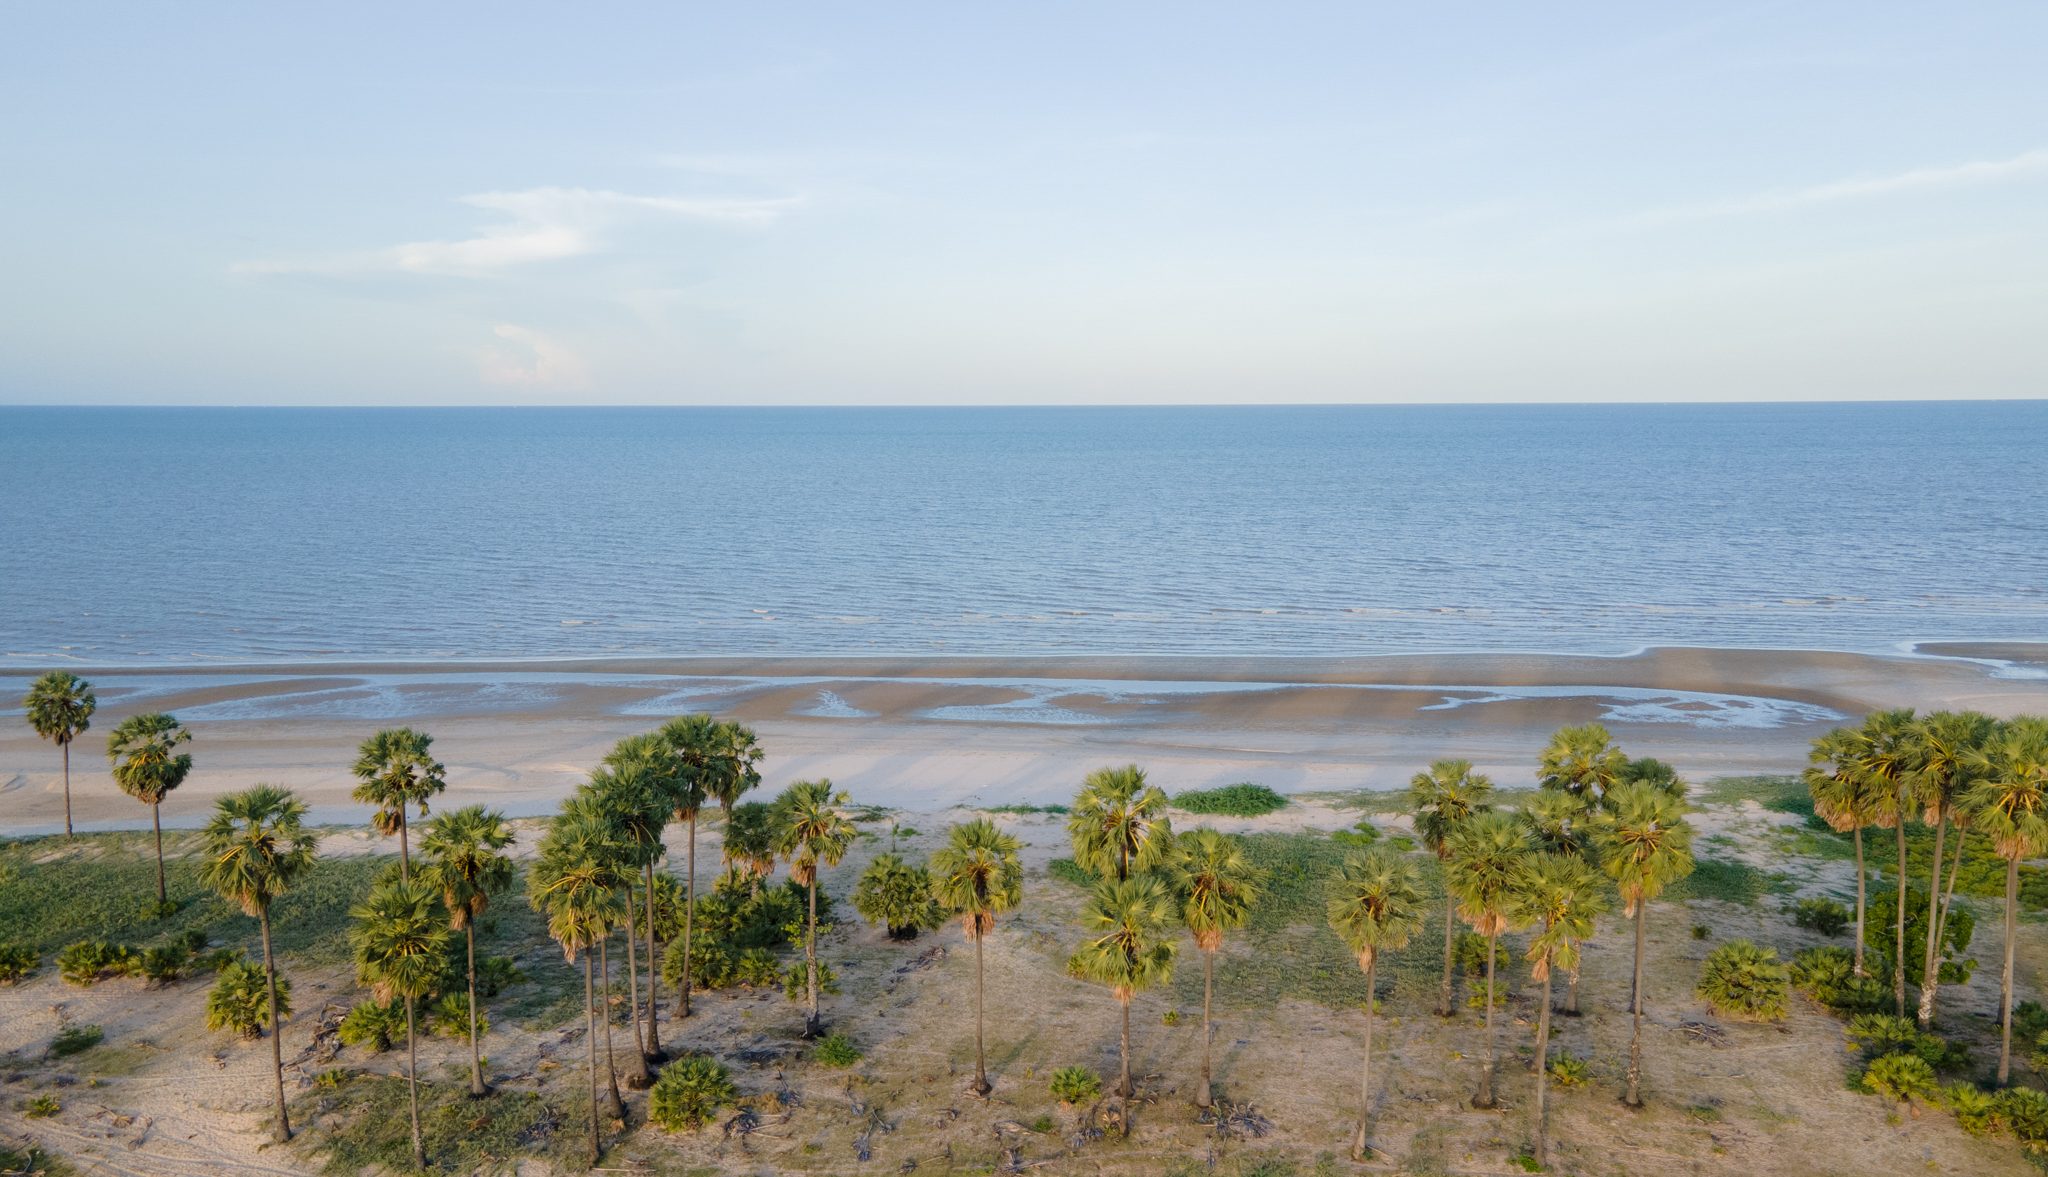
[[979, 803, 1069, 816], [293, 1071, 586, 1174], [1695, 774, 1810, 814], [1667, 857, 1790, 907], [0, 1140, 68, 1175], [1171, 783, 1289, 817], [1045, 857, 1091, 887]]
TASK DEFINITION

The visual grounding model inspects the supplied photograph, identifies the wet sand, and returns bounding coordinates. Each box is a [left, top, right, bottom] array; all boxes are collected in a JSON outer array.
[[4, 645, 2045, 836]]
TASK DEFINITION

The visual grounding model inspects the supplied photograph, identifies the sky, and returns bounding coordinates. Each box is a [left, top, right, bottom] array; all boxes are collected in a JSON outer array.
[[1, 2, 2044, 406]]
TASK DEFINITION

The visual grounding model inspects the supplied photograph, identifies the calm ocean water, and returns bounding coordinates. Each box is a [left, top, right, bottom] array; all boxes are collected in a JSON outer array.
[[1, 404, 2043, 667]]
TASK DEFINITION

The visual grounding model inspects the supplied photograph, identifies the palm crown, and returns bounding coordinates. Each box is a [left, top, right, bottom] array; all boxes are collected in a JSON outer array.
[[1327, 846, 1424, 971], [778, 779, 855, 884], [199, 786, 319, 916], [1594, 782, 1694, 914], [107, 712, 192, 805], [1443, 810, 1531, 937], [351, 728, 446, 837], [24, 671, 94, 744], [350, 877, 451, 1005], [1509, 851, 1610, 980], [418, 805, 515, 929], [1538, 723, 1627, 799], [1166, 828, 1263, 951], [1067, 764, 1174, 880], [931, 818, 1024, 938], [1067, 874, 1178, 1000], [1410, 759, 1493, 857]]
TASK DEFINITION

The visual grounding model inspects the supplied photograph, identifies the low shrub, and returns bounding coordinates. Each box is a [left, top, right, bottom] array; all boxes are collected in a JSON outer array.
[[2018, 1001, 2048, 1044], [1690, 924, 1711, 941], [1943, 1082, 2002, 1137], [1548, 1055, 1592, 1088], [426, 992, 487, 1040], [852, 853, 945, 941], [475, 955, 525, 999], [208, 958, 290, 1038], [1171, 783, 1288, 817], [1050, 1065, 1102, 1105], [1791, 896, 1851, 937], [49, 1024, 103, 1057], [1846, 1013, 1971, 1072], [0, 943, 39, 984], [136, 944, 190, 987], [57, 940, 135, 986], [649, 1055, 738, 1132], [1996, 1086, 2048, 1153], [1162, 1009, 1181, 1027], [813, 1033, 863, 1068], [1331, 820, 1380, 849], [784, 960, 840, 1002], [22, 1094, 60, 1119], [1789, 946, 1886, 1012], [1862, 1052, 1939, 1104], [1696, 939, 1790, 1022]]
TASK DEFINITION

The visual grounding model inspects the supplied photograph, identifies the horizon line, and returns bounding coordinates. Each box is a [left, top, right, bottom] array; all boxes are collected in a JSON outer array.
[[3, 396, 2047, 411]]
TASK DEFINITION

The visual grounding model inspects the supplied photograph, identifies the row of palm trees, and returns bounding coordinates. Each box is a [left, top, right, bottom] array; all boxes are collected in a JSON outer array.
[[1805, 709, 2048, 1081]]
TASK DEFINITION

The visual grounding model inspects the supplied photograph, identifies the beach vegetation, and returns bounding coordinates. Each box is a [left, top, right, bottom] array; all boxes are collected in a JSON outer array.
[[1791, 896, 1851, 936], [1168, 827, 1263, 1109], [1696, 939, 1790, 1021], [1068, 764, 1174, 881], [48, 1023, 103, 1057], [813, 1032, 863, 1067], [0, 942, 39, 984], [338, 999, 406, 1052], [106, 712, 192, 910], [23, 670, 95, 839], [1594, 781, 1694, 1108], [1049, 1065, 1102, 1104], [1410, 758, 1495, 1018], [1171, 782, 1288, 817], [778, 779, 856, 1038], [1067, 874, 1177, 1129], [852, 852, 944, 940], [1327, 845, 1422, 1161], [208, 956, 291, 1038], [649, 1054, 738, 1131]]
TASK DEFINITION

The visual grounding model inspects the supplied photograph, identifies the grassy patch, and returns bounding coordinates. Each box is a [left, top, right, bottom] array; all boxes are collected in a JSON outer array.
[[980, 803, 1069, 816], [1045, 858, 1091, 887], [1668, 857, 1787, 906], [293, 1071, 585, 1175], [1171, 783, 1288, 817], [1695, 774, 1809, 813], [0, 1140, 68, 1175]]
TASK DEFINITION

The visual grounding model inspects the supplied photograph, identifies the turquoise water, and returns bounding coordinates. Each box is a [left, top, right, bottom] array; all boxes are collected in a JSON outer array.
[[2, 403, 2043, 666]]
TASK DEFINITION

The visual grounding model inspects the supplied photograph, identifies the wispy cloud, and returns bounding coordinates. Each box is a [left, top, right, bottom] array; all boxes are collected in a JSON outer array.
[[478, 323, 588, 389], [1626, 147, 2048, 228], [236, 186, 801, 277]]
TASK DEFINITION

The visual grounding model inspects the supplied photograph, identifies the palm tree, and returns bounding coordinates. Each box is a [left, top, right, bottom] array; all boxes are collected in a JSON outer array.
[[531, 802, 627, 1163], [418, 805, 514, 1097], [1507, 851, 1609, 1168], [1593, 782, 1694, 1108], [721, 800, 780, 884], [778, 779, 855, 1038], [585, 763, 664, 1086], [1538, 723, 1628, 802], [106, 712, 192, 908], [1961, 718, 2048, 1084], [350, 877, 450, 1170], [1066, 875, 1177, 1131], [1520, 788, 1595, 1014], [1912, 710, 1994, 1026], [930, 818, 1024, 1096], [1411, 758, 1494, 1017], [603, 733, 682, 1059], [198, 785, 318, 1143], [1165, 828, 1263, 1110], [351, 728, 446, 880], [654, 715, 716, 1025], [1852, 708, 1919, 1015], [1067, 764, 1173, 881], [1806, 727, 1887, 977], [1443, 810, 1531, 1108], [1327, 846, 1423, 1162], [23, 671, 94, 838]]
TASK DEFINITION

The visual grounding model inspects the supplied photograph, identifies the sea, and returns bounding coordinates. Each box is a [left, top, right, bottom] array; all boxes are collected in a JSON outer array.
[[2, 402, 2044, 668]]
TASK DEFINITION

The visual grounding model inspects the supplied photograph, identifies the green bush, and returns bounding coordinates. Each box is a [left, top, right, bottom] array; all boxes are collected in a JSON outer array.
[[1791, 897, 1851, 937], [1696, 939, 1790, 1022], [1861, 1052, 1939, 1103], [22, 1094, 60, 1119], [208, 958, 290, 1038], [1047, 858, 1091, 887], [1548, 1055, 1591, 1088], [1845, 1013, 1970, 1072], [784, 960, 840, 1002], [1171, 783, 1288, 817], [813, 1033, 863, 1068], [1050, 1065, 1102, 1104], [662, 873, 820, 991], [1942, 1082, 2003, 1137], [426, 991, 487, 1040], [649, 1054, 738, 1132], [1789, 946, 1886, 1012], [1864, 885, 1975, 987], [57, 940, 135, 986], [852, 853, 944, 941], [48, 1024, 103, 1057], [1996, 1086, 2048, 1154], [136, 944, 190, 987], [0, 942, 39, 984], [1453, 931, 1491, 978], [2018, 1001, 2048, 1044], [475, 955, 525, 999], [339, 1001, 409, 1051]]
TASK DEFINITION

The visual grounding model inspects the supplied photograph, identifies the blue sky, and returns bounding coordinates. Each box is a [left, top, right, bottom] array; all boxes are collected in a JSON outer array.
[[2, 2, 2044, 405]]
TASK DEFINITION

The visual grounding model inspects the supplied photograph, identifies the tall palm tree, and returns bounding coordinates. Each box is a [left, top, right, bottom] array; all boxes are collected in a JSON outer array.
[[1507, 851, 1609, 1168], [1520, 788, 1595, 1014], [418, 805, 514, 1097], [930, 818, 1024, 1096], [350, 877, 450, 1170], [351, 728, 446, 880], [1327, 846, 1423, 1162], [106, 712, 192, 908], [1961, 718, 2048, 1084], [1164, 827, 1263, 1110], [721, 800, 780, 884], [778, 779, 855, 1038], [1066, 764, 1174, 881], [1538, 723, 1628, 802], [531, 802, 627, 1162], [1852, 708, 1919, 1015], [586, 763, 665, 1085], [1066, 875, 1177, 1131], [1410, 758, 1494, 1018], [654, 715, 717, 1025], [1806, 726, 1887, 977], [1443, 810, 1531, 1109], [198, 785, 318, 1143], [1912, 710, 1994, 1026], [603, 733, 681, 1058], [1593, 782, 1694, 1108], [23, 671, 94, 839]]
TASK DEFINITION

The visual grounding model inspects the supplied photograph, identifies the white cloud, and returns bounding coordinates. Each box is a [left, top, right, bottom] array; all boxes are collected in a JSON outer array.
[[478, 323, 588, 389], [1626, 147, 2048, 227], [236, 186, 801, 277]]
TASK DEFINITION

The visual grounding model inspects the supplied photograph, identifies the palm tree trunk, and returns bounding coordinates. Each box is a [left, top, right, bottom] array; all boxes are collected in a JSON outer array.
[[2001, 856, 2019, 1085], [1196, 948, 1214, 1110], [643, 860, 662, 1060], [620, 888, 649, 1087], [398, 810, 410, 882], [683, 813, 696, 1019], [1119, 996, 1134, 1109], [1935, 836, 1967, 969], [1894, 801, 1908, 1016], [597, 937, 624, 1118], [259, 907, 291, 1142], [151, 802, 166, 907], [1438, 889, 1455, 1017], [466, 924, 486, 1097], [804, 877, 821, 1038], [1918, 810, 1948, 1027], [1852, 827, 1867, 976], [1565, 961, 1580, 1016], [1534, 966, 1554, 1168], [584, 954, 600, 1166], [405, 995, 425, 1170], [1625, 904, 1646, 1108], [61, 741, 73, 839], [1473, 932, 1497, 1108], [1351, 958, 1376, 1162], [971, 931, 991, 1095]]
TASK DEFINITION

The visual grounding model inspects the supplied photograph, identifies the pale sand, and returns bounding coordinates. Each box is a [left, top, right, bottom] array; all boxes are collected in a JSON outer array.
[[4, 645, 2046, 837]]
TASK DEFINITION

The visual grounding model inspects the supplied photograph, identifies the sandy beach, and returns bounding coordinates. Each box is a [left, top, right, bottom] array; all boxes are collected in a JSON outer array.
[[6, 644, 2045, 837]]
